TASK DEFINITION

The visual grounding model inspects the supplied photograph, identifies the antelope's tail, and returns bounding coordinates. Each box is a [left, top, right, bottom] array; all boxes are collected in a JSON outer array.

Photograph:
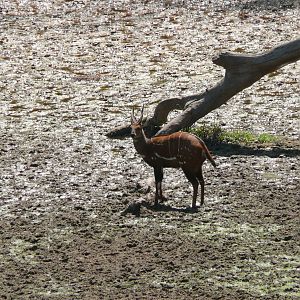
[[205, 147, 217, 168], [197, 137, 217, 168]]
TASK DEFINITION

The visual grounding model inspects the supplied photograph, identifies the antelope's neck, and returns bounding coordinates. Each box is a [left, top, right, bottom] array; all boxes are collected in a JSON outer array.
[[132, 134, 151, 156]]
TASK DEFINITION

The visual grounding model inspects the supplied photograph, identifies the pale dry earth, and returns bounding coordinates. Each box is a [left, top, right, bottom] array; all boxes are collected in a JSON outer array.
[[0, 1, 299, 299]]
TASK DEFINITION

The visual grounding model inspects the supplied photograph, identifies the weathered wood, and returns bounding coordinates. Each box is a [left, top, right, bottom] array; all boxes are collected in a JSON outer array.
[[106, 39, 300, 138], [156, 38, 300, 135], [106, 124, 131, 138]]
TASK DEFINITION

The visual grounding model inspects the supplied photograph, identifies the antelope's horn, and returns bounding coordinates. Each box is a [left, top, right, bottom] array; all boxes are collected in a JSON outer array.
[[131, 107, 137, 124], [138, 104, 144, 124]]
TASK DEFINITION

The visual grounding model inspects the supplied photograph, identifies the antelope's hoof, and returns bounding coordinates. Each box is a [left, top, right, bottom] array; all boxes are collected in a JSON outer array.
[[160, 196, 167, 202], [153, 202, 163, 210], [188, 206, 198, 213]]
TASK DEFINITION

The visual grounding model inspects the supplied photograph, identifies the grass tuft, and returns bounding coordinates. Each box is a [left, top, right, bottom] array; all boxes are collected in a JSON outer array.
[[189, 124, 279, 145]]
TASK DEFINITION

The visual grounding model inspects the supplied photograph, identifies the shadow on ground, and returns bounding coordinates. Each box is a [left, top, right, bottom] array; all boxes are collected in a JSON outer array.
[[209, 141, 300, 158], [121, 201, 200, 217]]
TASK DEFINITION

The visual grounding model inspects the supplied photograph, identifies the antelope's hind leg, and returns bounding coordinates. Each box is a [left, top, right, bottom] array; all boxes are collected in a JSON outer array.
[[154, 167, 166, 206], [182, 169, 199, 209], [196, 169, 205, 206]]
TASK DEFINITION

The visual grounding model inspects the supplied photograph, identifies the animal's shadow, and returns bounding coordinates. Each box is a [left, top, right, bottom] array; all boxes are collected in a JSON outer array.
[[121, 200, 201, 217], [142, 201, 199, 214]]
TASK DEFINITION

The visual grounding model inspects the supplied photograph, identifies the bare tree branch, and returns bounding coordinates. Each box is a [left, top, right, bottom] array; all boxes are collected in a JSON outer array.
[[106, 39, 300, 138], [156, 38, 300, 135]]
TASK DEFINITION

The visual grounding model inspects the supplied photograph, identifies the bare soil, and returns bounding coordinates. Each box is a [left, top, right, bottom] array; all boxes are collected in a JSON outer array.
[[0, 1, 299, 299]]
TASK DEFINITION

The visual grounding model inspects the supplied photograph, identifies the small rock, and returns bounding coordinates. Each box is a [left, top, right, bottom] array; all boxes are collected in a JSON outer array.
[[120, 202, 141, 217]]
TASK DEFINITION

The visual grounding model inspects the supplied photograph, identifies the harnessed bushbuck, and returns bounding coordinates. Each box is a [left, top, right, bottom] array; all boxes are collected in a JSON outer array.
[[130, 106, 216, 209]]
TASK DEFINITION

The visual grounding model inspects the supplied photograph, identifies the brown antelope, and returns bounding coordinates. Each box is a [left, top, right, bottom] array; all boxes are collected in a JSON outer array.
[[130, 106, 216, 209]]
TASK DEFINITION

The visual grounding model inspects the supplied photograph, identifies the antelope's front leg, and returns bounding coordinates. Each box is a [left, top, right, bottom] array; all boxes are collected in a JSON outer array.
[[154, 167, 165, 206]]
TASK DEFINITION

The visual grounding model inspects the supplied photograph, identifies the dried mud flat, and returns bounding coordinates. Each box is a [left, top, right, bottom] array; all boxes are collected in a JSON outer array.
[[0, 1, 299, 299]]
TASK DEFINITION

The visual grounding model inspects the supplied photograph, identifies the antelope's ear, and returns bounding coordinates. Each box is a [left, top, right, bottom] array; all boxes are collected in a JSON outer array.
[[131, 107, 137, 124], [138, 104, 144, 124]]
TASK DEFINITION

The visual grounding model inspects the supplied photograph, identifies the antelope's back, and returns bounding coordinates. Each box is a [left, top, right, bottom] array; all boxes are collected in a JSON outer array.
[[151, 132, 206, 159]]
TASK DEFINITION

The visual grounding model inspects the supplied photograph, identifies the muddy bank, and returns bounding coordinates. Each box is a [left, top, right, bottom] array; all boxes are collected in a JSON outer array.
[[0, 1, 299, 299]]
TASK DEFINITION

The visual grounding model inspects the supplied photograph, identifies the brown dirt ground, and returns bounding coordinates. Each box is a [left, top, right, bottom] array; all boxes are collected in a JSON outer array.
[[0, 1, 299, 299]]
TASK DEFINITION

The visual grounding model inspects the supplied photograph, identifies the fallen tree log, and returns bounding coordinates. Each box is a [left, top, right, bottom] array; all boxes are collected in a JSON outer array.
[[106, 38, 300, 138]]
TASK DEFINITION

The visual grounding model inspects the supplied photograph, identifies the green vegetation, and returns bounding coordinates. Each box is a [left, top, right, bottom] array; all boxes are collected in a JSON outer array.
[[189, 124, 279, 145]]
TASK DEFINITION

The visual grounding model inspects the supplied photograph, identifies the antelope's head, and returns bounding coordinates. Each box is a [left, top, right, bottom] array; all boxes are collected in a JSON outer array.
[[130, 105, 144, 139]]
